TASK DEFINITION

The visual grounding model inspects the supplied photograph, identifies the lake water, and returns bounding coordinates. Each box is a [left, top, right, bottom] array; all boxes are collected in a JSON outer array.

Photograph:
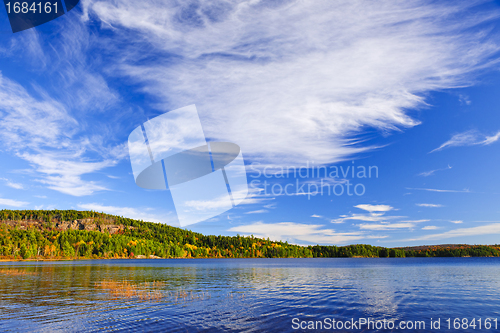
[[1, 258, 500, 332]]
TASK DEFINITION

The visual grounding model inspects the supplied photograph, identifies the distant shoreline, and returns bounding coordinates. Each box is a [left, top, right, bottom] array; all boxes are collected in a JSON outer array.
[[0, 254, 497, 263], [1, 210, 499, 261]]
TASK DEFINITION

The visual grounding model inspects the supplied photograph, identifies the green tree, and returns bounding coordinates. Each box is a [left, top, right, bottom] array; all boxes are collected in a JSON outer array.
[[62, 240, 75, 257]]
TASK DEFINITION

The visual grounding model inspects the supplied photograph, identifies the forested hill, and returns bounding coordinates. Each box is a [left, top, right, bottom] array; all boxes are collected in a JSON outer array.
[[0, 209, 499, 260]]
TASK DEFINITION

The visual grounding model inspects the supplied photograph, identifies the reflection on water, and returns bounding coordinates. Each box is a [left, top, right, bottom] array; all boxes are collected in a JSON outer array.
[[1, 258, 500, 332]]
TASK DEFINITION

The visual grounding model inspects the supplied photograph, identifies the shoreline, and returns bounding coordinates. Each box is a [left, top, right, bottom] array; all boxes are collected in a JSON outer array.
[[0, 256, 495, 263]]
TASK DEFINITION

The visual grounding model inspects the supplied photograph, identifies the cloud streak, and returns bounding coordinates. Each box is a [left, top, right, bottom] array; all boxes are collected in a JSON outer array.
[[227, 221, 379, 245], [333, 204, 402, 224], [77, 203, 175, 224], [418, 165, 452, 177], [422, 226, 439, 230], [416, 203, 443, 208], [431, 130, 500, 153], [355, 204, 394, 212], [0, 12, 130, 198], [403, 223, 500, 241], [0, 198, 29, 207], [358, 223, 415, 230], [245, 210, 268, 214], [407, 187, 470, 193], [0, 178, 24, 190], [0, 72, 123, 196]]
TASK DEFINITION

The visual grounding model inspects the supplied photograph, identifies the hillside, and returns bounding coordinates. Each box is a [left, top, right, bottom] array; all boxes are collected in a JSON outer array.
[[0, 210, 499, 260]]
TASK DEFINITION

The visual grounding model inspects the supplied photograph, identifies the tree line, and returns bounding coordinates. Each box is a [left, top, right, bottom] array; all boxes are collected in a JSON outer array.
[[0, 210, 498, 260]]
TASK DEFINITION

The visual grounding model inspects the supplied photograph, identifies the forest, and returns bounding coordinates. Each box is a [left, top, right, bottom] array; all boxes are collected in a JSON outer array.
[[0, 210, 499, 260]]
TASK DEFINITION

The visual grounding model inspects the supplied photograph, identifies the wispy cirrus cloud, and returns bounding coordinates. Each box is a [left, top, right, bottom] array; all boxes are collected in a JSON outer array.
[[416, 203, 443, 208], [83, 0, 500, 166], [418, 165, 452, 177], [355, 204, 394, 213], [333, 213, 401, 223], [400, 219, 430, 223], [0, 178, 24, 190], [358, 223, 415, 231], [0, 74, 76, 149], [422, 226, 439, 230], [458, 94, 471, 106], [227, 221, 383, 245], [311, 213, 347, 224], [0, 13, 130, 198], [19, 152, 115, 196], [184, 195, 232, 211], [336, 205, 433, 233], [245, 210, 268, 214], [406, 187, 470, 193], [0, 198, 29, 207], [333, 204, 402, 224], [77, 203, 175, 224], [0, 70, 122, 197], [431, 130, 500, 153], [403, 223, 500, 242]]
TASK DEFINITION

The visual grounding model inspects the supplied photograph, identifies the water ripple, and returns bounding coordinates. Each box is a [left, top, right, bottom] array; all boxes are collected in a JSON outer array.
[[1, 258, 500, 332]]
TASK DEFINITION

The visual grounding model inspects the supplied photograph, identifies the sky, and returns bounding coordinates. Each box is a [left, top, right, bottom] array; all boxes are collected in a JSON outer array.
[[1, 0, 500, 247]]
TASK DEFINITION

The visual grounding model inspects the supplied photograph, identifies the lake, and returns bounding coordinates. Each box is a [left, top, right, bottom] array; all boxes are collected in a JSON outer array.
[[1, 258, 499, 332]]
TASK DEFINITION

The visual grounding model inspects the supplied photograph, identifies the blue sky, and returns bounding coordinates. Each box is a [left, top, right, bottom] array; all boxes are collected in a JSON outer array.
[[1, 0, 500, 247]]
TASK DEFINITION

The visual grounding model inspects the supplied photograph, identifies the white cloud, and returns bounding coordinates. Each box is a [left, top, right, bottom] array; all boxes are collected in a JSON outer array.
[[228, 221, 376, 245], [450, 220, 463, 224], [422, 226, 439, 230], [0, 14, 131, 198], [418, 165, 452, 177], [407, 187, 470, 193], [431, 130, 500, 153], [0, 178, 24, 190], [358, 223, 415, 230], [333, 204, 402, 224], [184, 195, 232, 211], [83, 0, 500, 166], [336, 205, 433, 230], [458, 94, 471, 106], [245, 209, 268, 214], [182, 188, 265, 212], [355, 204, 394, 212], [20, 152, 115, 196], [0, 74, 75, 149], [0, 73, 121, 196], [77, 203, 174, 224], [482, 131, 500, 145], [0, 198, 29, 207], [333, 213, 398, 223], [400, 219, 430, 223], [403, 223, 500, 241], [311, 214, 323, 218], [263, 203, 277, 209], [416, 203, 443, 208]]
